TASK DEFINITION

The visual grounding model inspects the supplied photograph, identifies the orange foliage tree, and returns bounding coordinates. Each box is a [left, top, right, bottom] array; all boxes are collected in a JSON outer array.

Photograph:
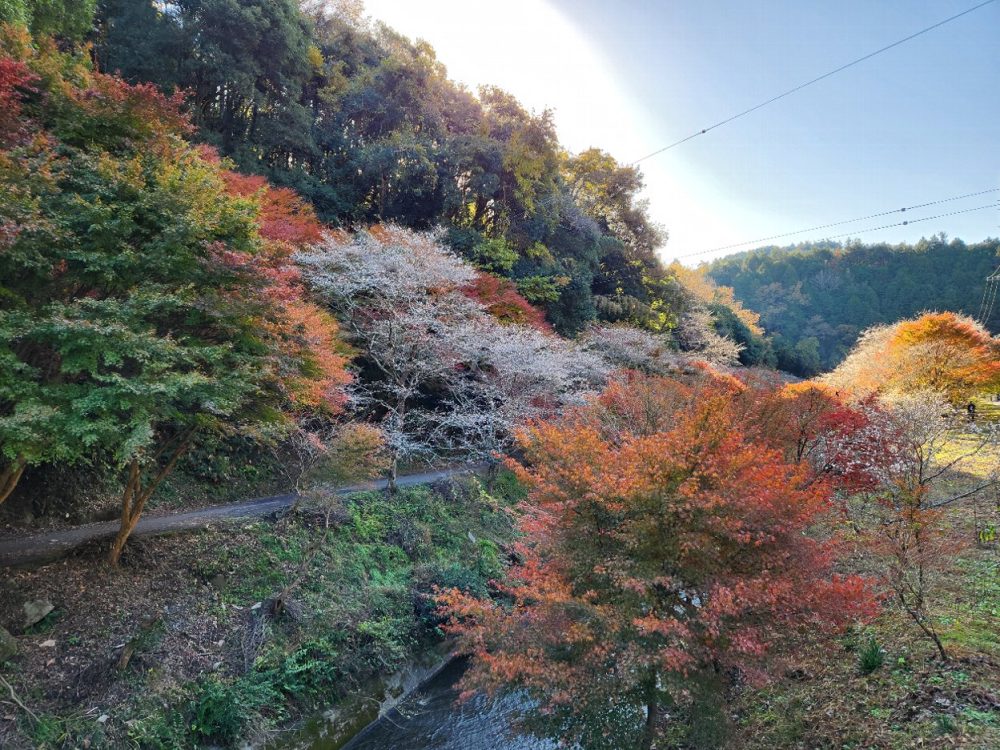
[[667, 261, 763, 334], [218, 163, 350, 416], [439, 372, 877, 749], [825, 312, 1000, 404]]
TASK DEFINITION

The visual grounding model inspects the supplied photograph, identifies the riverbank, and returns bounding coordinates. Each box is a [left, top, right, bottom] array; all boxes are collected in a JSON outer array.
[[0, 472, 521, 749]]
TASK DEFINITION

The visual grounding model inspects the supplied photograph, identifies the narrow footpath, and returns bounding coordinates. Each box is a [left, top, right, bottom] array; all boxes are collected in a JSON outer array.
[[0, 466, 480, 567]]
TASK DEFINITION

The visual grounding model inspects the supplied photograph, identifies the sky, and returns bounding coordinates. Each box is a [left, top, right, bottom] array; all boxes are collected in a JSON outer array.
[[361, 0, 999, 265]]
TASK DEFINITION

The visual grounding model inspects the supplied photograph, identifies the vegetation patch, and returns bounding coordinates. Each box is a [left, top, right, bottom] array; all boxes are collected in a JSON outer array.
[[0, 474, 519, 749]]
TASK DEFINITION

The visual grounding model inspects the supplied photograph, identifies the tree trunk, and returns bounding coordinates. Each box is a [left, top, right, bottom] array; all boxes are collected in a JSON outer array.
[[641, 670, 659, 750], [910, 608, 948, 661], [109, 459, 141, 566], [108, 433, 193, 566], [0, 457, 26, 505], [897, 589, 948, 661], [387, 455, 398, 495]]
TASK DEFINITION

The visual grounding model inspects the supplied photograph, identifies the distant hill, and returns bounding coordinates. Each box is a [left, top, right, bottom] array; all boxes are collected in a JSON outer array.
[[706, 235, 1000, 375]]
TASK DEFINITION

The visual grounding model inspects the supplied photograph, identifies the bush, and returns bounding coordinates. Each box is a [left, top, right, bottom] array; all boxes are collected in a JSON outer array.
[[190, 677, 279, 746], [858, 638, 885, 674], [258, 637, 343, 703], [412, 561, 491, 626], [126, 706, 189, 750], [488, 467, 528, 504]]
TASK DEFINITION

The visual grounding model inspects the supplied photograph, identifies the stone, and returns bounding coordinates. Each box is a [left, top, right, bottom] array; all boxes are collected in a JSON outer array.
[[39, 639, 56, 648], [23, 599, 54, 629], [209, 573, 226, 590], [0, 626, 18, 661]]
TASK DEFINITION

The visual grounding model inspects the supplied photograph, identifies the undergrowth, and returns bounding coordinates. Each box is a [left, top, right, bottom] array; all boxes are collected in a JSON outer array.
[[99, 473, 516, 749]]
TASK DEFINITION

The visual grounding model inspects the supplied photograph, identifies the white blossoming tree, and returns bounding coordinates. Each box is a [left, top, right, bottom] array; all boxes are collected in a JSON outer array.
[[298, 225, 609, 481]]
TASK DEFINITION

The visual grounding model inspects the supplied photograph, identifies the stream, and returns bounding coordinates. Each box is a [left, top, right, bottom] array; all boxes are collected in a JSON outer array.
[[302, 659, 554, 750]]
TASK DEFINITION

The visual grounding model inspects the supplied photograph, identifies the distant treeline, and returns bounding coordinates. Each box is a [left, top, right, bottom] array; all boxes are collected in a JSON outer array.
[[707, 235, 1000, 374]]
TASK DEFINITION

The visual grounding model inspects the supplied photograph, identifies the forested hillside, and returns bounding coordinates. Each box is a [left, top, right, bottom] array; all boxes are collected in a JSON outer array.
[[707, 235, 1000, 374], [86, 0, 766, 344], [3, 2, 1000, 749]]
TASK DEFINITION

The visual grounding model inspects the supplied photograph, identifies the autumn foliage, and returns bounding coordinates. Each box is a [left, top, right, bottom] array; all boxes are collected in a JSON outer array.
[[439, 372, 877, 748], [0, 35, 350, 561], [216, 162, 348, 413], [825, 312, 1000, 403], [463, 272, 551, 331], [0, 55, 32, 143], [219, 168, 324, 246]]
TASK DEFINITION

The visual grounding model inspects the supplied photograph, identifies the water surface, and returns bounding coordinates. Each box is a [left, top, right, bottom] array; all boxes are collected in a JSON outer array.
[[338, 659, 554, 750]]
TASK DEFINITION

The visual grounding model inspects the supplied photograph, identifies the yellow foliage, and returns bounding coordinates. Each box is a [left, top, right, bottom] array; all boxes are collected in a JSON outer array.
[[668, 262, 763, 334]]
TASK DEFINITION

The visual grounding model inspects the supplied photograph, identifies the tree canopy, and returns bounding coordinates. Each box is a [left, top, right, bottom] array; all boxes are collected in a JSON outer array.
[[823, 312, 1000, 404], [707, 236, 1000, 375], [0, 26, 349, 561], [87, 1, 753, 340], [440, 371, 877, 749]]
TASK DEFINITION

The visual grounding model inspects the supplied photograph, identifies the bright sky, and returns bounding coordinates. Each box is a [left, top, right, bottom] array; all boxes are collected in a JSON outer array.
[[361, 0, 1000, 265]]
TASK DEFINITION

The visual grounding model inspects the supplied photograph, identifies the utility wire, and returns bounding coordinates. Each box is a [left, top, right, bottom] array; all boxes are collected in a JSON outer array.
[[674, 201, 999, 260], [982, 281, 997, 323], [975, 269, 993, 322], [631, 0, 997, 165], [535, 2, 996, 211], [678, 188, 1000, 257], [979, 264, 1000, 324]]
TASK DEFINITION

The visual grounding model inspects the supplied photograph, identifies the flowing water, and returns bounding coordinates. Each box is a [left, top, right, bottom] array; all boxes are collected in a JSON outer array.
[[306, 659, 554, 750]]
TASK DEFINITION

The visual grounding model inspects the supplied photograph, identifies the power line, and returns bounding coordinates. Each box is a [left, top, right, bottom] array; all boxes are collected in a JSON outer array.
[[675, 201, 999, 260], [678, 188, 1000, 257], [631, 0, 997, 165], [975, 269, 993, 322], [980, 274, 999, 324], [538, 2, 996, 213], [978, 264, 1000, 324]]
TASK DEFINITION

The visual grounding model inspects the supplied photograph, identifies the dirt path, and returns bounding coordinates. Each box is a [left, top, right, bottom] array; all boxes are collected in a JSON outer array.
[[0, 466, 480, 567]]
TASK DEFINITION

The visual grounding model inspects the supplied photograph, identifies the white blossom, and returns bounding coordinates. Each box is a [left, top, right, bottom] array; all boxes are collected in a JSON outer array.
[[298, 226, 611, 470]]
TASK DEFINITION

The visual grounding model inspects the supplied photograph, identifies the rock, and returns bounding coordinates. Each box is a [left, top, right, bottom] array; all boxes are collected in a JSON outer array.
[[209, 573, 226, 590], [0, 626, 17, 661], [96, 714, 109, 724], [39, 639, 56, 648], [23, 599, 54, 629]]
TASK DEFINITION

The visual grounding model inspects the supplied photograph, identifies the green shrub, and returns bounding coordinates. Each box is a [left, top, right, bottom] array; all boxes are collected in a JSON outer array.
[[189, 677, 279, 746], [858, 638, 885, 674], [127, 707, 190, 750], [356, 616, 413, 669], [935, 714, 957, 734], [29, 714, 66, 749], [412, 561, 491, 626], [476, 538, 503, 580], [488, 467, 528, 503], [259, 637, 342, 703]]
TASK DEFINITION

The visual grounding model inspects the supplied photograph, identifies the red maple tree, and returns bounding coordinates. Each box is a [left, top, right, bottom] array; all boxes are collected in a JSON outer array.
[[439, 372, 878, 748], [463, 272, 551, 332]]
